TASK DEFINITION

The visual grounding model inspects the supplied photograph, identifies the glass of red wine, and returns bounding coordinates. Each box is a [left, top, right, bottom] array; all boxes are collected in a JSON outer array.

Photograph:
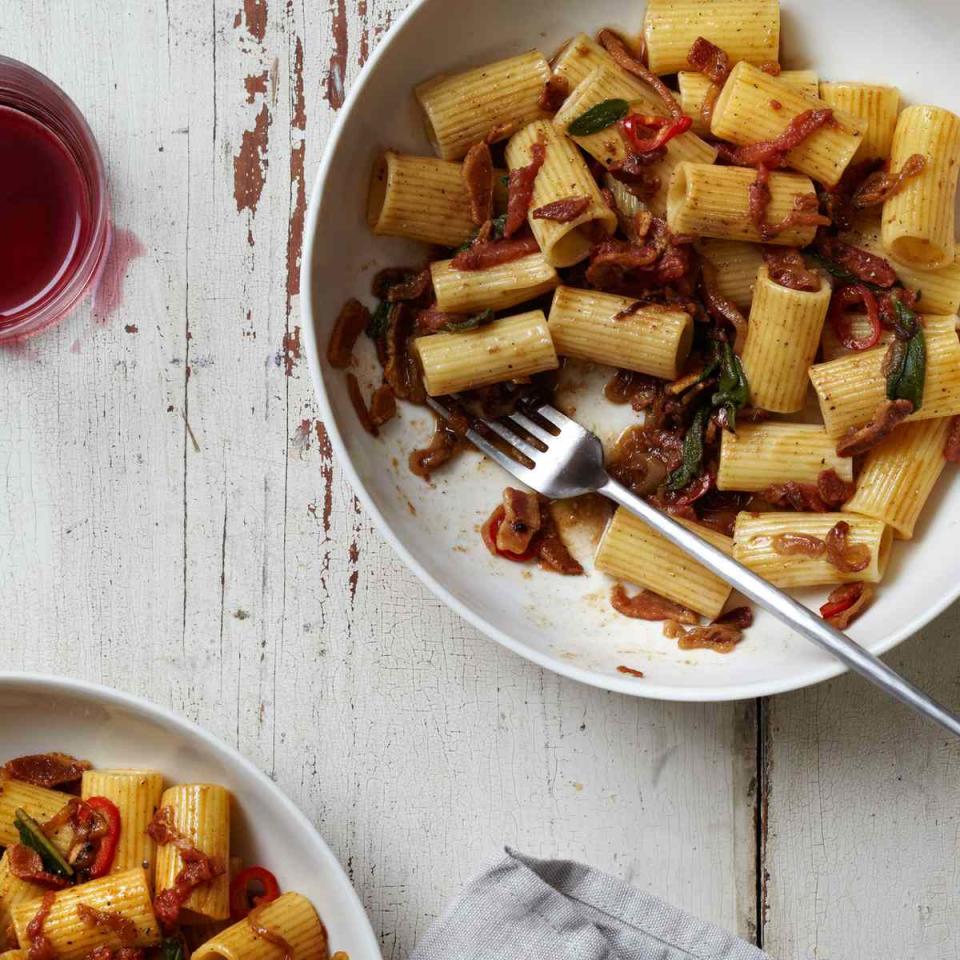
[[0, 56, 110, 342]]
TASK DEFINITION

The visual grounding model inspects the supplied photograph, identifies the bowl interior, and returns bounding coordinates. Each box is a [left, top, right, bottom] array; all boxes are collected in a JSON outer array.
[[0, 676, 380, 959], [303, 0, 960, 700]]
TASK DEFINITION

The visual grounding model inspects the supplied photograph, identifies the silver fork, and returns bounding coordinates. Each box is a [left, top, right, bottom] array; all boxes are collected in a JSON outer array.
[[427, 394, 960, 736]]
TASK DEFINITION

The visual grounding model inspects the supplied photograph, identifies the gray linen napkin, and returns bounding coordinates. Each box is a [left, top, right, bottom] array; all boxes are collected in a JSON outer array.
[[411, 848, 768, 960]]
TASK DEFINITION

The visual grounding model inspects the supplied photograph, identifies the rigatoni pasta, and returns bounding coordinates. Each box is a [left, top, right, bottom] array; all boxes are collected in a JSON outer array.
[[430, 253, 559, 314], [413, 310, 557, 396], [595, 508, 734, 619], [733, 512, 892, 588], [505, 120, 616, 266], [694, 239, 764, 310], [367, 151, 476, 247], [642, 0, 780, 75], [415, 51, 550, 160], [818, 82, 900, 161], [842, 417, 950, 539], [0, 781, 70, 848], [711, 62, 867, 187], [717, 423, 852, 492], [809, 315, 960, 438], [881, 104, 960, 269], [741, 264, 831, 413], [0, 851, 43, 950], [547, 286, 693, 379], [668, 162, 820, 246]]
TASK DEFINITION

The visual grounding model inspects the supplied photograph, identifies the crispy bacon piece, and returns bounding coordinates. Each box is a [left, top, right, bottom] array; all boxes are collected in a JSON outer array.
[[247, 903, 295, 960], [748, 165, 829, 241], [27, 891, 57, 960], [817, 468, 856, 505], [815, 237, 897, 288], [686, 36, 730, 84], [383, 304, 425, 403], [587, 239, 660, 287], [610, 584, 699, 623], [762, 248, 821, 292], [76, 905, 138, 944], [327, 298, 369, 369], [450, 234, 540, 271], [1, 753, 90, 789], [714, 606, 753, 629], [772, 532, 826, 557], [504, 138, 546, 237], [825, 520, 871, 573], [146, 806, 181, 846], [538, 74, 570, 113], [380, 268, 431, 303], [598, 29, 683, 119], [666, 620, 743, 653], [372, 267, 417, 300], [8, 845, 71, 890], [154, 846, 226, 933], [497, 488, 542, 555], [347, 374, 378, 436], [727, 109, 835, 167], [820, 581, 874, 628], [829, 283, 882, 351], [347, 378, 394, 436], [701, 262, 748, 352], [409, 417, 465, 480], [531, 195, 591, 223], [604, 370, 662, 411], [416, 308, 462, 334], [836, 399, 913, 457], [462, 141, 494, 226], [853, 154, 926, 207], [616, 665, 645, 678], [86, 947, 144, 960], [945, 416, 960, 462], [758, 468, 855, 512], [607, 423, 682, 494], [536, 505, 584, 575]]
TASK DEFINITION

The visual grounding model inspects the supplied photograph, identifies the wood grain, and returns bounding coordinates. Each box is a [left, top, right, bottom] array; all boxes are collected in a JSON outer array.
[[0, 3, 958, 958]]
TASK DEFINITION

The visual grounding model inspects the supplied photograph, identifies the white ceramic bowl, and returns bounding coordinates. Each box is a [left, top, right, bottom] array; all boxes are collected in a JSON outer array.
[[302, 0, 960, 701], [0, 674, 380, 960]]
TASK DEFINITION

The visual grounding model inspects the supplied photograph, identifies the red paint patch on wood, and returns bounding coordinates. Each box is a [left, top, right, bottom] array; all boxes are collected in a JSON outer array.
[[93, 227, 146, 323], [291, 37, 306, 129], [324, 0, 348, 109], [242, 0, 267, 42], [357, 0, 369, 65], [315, 421, 334, 536], [348, 538, 360, 602], [293, 417, 313, 451], [233, 104, 271, 214], [282, 325, 301, 375], [286, 141, 306, 313], [244, 71, 268, 103], [124, 324, 138, 334]]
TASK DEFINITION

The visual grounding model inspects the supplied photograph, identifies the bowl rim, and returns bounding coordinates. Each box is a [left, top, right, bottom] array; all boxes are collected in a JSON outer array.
[[0, 672, 382, 956], [299, 0, 960, 702]]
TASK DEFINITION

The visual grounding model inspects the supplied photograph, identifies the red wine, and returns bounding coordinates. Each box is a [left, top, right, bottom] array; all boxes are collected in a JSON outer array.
[[0, 105, 90, 321]]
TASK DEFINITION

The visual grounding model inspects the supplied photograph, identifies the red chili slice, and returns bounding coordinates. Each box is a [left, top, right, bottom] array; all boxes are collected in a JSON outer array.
[[484, 509, 540, 562], [85, 797, 122, 879], [820, 590, 859, 620], [829, 284, 881, 351], [230, 865, 282, 920], [619, 114, 693, 154]]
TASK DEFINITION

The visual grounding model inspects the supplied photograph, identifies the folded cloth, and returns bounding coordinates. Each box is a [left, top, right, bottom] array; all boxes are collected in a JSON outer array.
[[410, 848, 767, 960]]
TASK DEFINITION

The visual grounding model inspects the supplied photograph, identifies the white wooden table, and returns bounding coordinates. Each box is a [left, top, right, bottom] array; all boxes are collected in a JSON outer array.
[[2, 3, 959, 957]]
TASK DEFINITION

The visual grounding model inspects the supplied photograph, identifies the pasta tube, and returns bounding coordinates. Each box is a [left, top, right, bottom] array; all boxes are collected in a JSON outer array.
[[742, 264, 831, 413], [547, 286, 693, 379], [695, 239, 764, 310], [809, 315, 960, 438], [430, 253, 559, 314], [367, 151, 476, 248], [415, 51, 550, 160], [717, 423, 852, 492], [820, 314, 893, 362], [81, 770, 164, 882], [680, 70, 818, 135], [881, 105, 960, 269], [668, 162, 820, 246], [552, 33, 619, 89], [0, 852, 43, 950], [154, 784, 230, 922], [842, 417, 950, 539], [732, 512, 892, 587], [504, 120, 616, 267], [191, 893, 328, 960], [595, 508, 733, 619], [711, 62, 867, 187], [0, 780, 70, 847], [413, 310, 558, 396], [12, 869, 160, 960], [553, 67, 717, 215], [642, 0, 780, 75], [819, 82, 900, 161]]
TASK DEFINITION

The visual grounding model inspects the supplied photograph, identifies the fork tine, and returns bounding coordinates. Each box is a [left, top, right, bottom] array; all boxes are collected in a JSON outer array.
[[526, 401, 573, 429], [506, 409, 556, 443], [426, 396, 534, 480], [483, 418, 544, 460]]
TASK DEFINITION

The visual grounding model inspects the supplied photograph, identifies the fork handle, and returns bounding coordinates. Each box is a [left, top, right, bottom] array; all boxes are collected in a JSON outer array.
[[601, 477, 960, 736]]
